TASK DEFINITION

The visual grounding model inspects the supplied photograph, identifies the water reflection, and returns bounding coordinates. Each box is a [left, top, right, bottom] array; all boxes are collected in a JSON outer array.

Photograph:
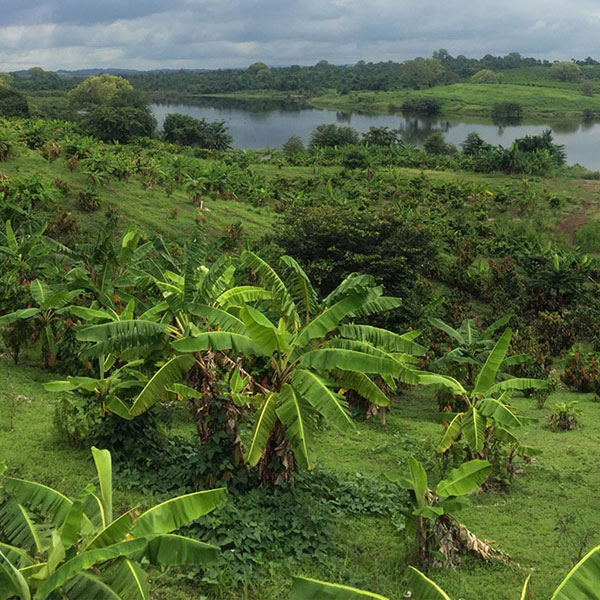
[[150, 97, 600, 170]]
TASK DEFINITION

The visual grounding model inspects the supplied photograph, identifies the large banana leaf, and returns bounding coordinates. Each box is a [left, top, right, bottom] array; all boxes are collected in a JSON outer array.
[[129, 355, 195, 417], [551, 543, 600, 599], [0, 549, 30, 600], [101, 558, 148, 600], [290, 576, 389, 599], [246, 393, 278, 467], [407, 458, 428, 509], [143, 534, 220, 565], [0, 543, 34, 569], [215, 285, 272, 308], [0, 502, 44, 554], [291, 370, 355, 431], [338, 324, 425, 356], [63, 569, 132, 600], [351, 296, 402, 318], [473, 328, 512, 396], [438, 413, 464, 452], [276, 384, 312, 470], [172, 331, 263, 355], [131, 489, 227, 537], [76, 320, 168, 352], [0, 308, 41, 325], [481, 312, 514, 340], [241, 251, 299, 328], [240, 305, 282, 355], [435, 460, 491, 497], [486, 377, 547, 396], [428, 318, 464, 344], [188, 304, 248, 334], [279, 255, 318, 324], [35, 538, 148, 600], [3, 478, 72, 527], [419, 373, 466, 396], [330, 370, 390, 408], [91, 447, 112, 525], [462, 406, 486, 453], [299, 349, 407, 377], [405, 566, 451, 600], [478, 398, 521, 429], [294, 293, 370, 349], [85, 512, 134, 551]]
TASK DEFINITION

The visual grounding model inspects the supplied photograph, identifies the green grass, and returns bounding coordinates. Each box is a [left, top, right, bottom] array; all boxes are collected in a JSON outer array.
[[0, 144, 275, 243], [3, 350, 600, 600], [310, 83, 600, 119]]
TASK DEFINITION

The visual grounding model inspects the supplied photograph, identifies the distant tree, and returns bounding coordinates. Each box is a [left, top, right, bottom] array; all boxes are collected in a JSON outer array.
[[402, 58, 443, 89], [462, 131, 488, 155], [491, 101, 523, 121], [79, 105, 156, 142], [424, 132, 451, 155], [67, 74, 134, 107], [401, 97, 441, 116], [309, 123, 359, 147], [471, 69, 502, 84], [0, 87, 30, 118], [162, 113, 232, 150], [282, 135, 305, 157], [361, 126, 401, 146], [581, 81, 595, 97], [550, 61, 583, 82], [248, 62, 269, 73]]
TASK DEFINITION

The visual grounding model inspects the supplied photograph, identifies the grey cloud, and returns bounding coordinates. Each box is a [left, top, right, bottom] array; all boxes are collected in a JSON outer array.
[[0, 0, 599, 71]]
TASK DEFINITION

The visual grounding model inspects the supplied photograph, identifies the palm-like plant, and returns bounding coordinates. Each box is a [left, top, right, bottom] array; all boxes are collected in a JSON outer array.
[[0, 447, 226, 600], [421, 328, 545, 477], [0, 279, 82, 369], [170, 251, 423, 482], [75, 250, 423, 482]]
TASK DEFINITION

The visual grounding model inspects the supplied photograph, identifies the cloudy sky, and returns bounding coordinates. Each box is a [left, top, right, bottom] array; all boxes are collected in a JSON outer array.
[[1, 0, 598, 71]]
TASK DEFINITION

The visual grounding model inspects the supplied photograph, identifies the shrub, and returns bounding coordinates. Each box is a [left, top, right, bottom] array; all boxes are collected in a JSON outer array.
[[162, 113, 232, 150], [80, 105, 156, 142], [537, 311, 576, 354], [548, 401, 581, 430], [401, 97, 441, 116], [309, 123, 359, 147], [471, 69, 502, 83], [491, 101, 523, 121], [582, 81, 595, 97], [462, 131, 488, 155], [424, 132, 451, 155], [282, 134, 305, 157], [561, 350, 600, 394], [342, 146, 370, 169]]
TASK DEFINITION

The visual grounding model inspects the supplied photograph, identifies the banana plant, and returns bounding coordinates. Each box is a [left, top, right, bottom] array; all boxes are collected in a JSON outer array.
[[421, 328, 545, 469], [428, 313, 528, 386], [0, 447, 226, 600], [170, 251, 422, 483], [387, 457, 495, 567], [0, 279, 82, 369], [291, 543, 600, 599]]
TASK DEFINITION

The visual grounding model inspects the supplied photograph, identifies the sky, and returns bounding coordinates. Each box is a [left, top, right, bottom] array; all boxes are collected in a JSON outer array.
[[1, 0, 599, 71]]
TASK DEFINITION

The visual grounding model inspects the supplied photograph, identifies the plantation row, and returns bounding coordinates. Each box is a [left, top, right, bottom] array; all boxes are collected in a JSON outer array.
[[2, 116, 600, 598]]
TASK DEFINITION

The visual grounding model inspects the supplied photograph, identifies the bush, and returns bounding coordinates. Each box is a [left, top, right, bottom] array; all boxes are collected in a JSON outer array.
[[550, 61, 582, 82], [401, 97, 441, 116], [582, 81, 595, 97], [282, 134, 305, 157], [309, 123, 359, 147], [537, 311, 576, 354], [561, 350, 600, 394], [491, 102, 523, 121], [162, 113, 232, 150], [462, 132, 488, 155], [79, 105, 156, 142], [424, 132, 452, 155], [342, 146, 370, 169]]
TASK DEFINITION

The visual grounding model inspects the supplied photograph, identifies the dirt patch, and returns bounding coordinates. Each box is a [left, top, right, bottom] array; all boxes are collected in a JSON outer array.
[[558, 202, 596, 238]]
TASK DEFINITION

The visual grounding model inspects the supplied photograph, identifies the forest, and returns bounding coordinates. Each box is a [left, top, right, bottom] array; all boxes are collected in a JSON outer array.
[[2, 59, 600, 600]]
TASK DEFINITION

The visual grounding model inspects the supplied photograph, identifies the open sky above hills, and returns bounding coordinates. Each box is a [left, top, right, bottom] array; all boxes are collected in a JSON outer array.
[[1, 0, 599, 71]]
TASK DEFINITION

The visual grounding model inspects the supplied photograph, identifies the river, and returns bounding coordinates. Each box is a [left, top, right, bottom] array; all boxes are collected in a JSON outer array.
[[150, 98, 600, 170]]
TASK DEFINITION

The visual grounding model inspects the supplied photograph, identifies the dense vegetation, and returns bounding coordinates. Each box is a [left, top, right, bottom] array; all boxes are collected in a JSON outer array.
[[3, 61, 600, 599]]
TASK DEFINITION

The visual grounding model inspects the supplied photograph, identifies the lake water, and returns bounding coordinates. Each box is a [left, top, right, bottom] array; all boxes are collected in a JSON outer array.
[[150, 98, 600, 170]]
